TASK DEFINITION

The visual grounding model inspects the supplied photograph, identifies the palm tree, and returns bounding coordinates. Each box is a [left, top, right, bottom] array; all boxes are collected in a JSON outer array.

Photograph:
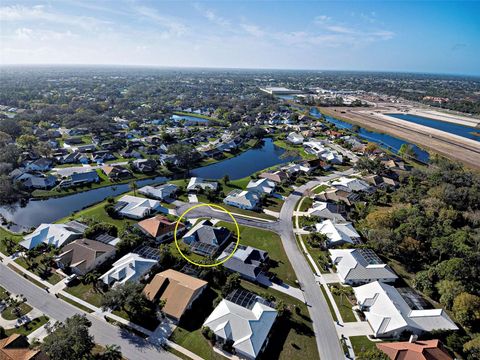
[[129, 180, 138, 196], [83, 271, 99, 291], [101, 344, 122, 360]]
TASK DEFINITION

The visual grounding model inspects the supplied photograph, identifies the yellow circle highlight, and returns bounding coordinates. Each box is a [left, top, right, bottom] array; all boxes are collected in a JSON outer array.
[[174, 203, 241, 267]]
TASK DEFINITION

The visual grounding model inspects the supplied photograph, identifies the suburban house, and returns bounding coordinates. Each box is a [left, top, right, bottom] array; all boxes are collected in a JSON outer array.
[[0, 333, 48, 360], [115, 195, 164, 219], [187, 177, 218, 192], [21, 174, 57, 189], [224, 190, 260, 210], [203, 290, 277, 359], [58, 170, 100, 188], [137, 215, 185, 242], [354, 281, 458, 338], [217, 243, 269, 281], [315, 187, 360, 206], [329, 176, 373, 193], [100, 253, 158, 286], [307, 201, 346, 222], [102, 165, 131, 180], [247, 178, 276, 195], [315, 220, 361, 247], [182, 220, 231, 256], [363, 174, 400, 189], [286, 132, 304, 145], [258, 170, 289, 184], [138, 183, 178, 200], [25, 158, 53, 172], [376, 338, 453, 360], [143, 269, 208, 321], [54, 238, 116, 275], [20, 223, 84, 250], [132, 158, 158, 173], [329, 249, 398, 285]]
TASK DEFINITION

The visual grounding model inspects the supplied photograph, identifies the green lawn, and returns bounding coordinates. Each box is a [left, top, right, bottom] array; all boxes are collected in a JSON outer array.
[[1, 302, 33, 320], [349, 336, 379, 355], [64, 282, 103, 308], [5, 316, 49, 337], [264, 197, 284, 212], [7, 264, 46, 288], [331, 291, 357, 322], [58, 294, 95, 313], [273, 139, 316, 160], [299, 197, 314, 212], [320, 285, 338, 322], [240, 281, 320, 360], [197, 196, 277, 220], [313, 184, 329, 194], [0, 227, 23, 256], [218, 222, 298, 286], [0, 286, 9, 301], [15, 255, 64, 285]]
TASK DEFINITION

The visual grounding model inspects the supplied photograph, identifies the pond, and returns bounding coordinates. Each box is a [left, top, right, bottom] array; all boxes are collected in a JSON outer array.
[[310, 108, 430, 162], [0, 138, 295, 231], [171, 114, 209, 124], [387, 113, 480, 143]]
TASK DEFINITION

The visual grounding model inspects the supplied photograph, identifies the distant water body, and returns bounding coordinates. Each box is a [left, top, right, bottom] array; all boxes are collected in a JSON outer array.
[[309, 108, 430, 162], [387, 113, 480, 143]]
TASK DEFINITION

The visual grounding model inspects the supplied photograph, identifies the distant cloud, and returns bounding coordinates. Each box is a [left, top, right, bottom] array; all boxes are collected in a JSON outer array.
[[314, 15, 331, 24], [240, 23, 265, 37], [194, 4, 230, 27], [132, 6, 188, 37]]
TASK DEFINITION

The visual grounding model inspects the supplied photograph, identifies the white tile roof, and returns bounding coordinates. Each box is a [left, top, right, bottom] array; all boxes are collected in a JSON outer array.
[[329, 249, 397, 284], [354, 282, 458, 337], [20, 223, 82, 250], [203, 299, 277, 358], [315, 220, 360, 246], [247, 178, 275, 194], [117, 195, 161, 219], [330, 177, 370, 192], [100, 253, 157, 285]]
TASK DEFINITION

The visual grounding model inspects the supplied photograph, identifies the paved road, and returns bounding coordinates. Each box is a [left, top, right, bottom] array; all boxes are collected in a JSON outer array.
[[177, 170, 353, 360], [0, 263, 176, 360]]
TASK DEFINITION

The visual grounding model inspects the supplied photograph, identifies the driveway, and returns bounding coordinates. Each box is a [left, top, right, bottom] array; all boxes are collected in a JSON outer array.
[[0, 262, 177, 360]]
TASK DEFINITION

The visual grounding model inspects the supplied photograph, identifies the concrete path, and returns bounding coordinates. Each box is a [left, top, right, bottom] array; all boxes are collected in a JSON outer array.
[[257, 275, 304, 302], [27, 320, 53, 342], [322, 273, 341, 284], [336, 321, 374, 337], [0, 307, 44, 329]]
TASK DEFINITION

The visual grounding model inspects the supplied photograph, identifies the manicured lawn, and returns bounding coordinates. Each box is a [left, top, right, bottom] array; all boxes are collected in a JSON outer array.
[[331, 290, 357, 322], [15, 255, 64, 285], [196, 196, 276, 220], [64, 282, 103, 308], [0, 286, 9, 301], [1, 302, 33, 320], [320, 285, 338, 322], [5, 316, 49, 336], [349, 336, 379, 355], [7, 264, 46, 288], [304, 241, 330, 274], [264, 197, 284, 212], [58, 294, 95, 313], [217, 222, 298, 286], [299, 197, 314, 212], [240, 281, 320, 360], [273, 139, 316, 160], [313, 184, 329, 194], [0, 227, 23, 256]]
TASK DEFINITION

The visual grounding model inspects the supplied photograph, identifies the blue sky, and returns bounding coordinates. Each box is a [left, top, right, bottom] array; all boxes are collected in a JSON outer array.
[[1, 1, 479, 75]]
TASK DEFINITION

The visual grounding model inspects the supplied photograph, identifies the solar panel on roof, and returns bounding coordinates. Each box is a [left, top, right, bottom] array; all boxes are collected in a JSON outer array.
[[397, 287, 430, 310], [133, 245, 161, 261], [226, 288, 273, 310], [95, 233, 116, 244], [358, 248, 383, 265], [191, 242, 217, 256]]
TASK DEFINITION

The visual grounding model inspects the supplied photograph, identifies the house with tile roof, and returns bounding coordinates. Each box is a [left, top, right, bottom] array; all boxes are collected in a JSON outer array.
[[54, 238, 116, 275], [143, 269, 207, 321], [224, 190, 260, 210], [354, 282, 458, 338], [203, 296, 277, 359], [115, 195, 165, 219], [329, 249, 398, 285], [376, 338, 453, 360], [0, 334, 48, 360], [100, 253, 158, 286], [137, 215, 185, 242], [246, 178, 276, 195], [138, 183, 178, 200], [20, 223, 84, 250], [315, 220, 361, 247], [182, 220, 231, 256], [307, 201, 346, 222]]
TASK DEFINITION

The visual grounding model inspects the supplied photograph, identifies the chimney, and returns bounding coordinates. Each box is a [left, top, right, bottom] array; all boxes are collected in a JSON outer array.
[[409, 335, 418, 343]]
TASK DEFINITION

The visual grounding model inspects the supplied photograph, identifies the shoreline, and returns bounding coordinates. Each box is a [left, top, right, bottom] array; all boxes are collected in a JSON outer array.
[[319, 107, 480, 170]]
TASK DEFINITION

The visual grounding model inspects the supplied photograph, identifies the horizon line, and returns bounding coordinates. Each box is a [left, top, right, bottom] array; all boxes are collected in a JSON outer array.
[[1, 63, 479, 78]]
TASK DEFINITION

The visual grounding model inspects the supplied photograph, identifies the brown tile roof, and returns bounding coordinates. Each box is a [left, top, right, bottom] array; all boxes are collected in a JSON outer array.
[[137, 215, 184, 238], [56, 238, 115, 273], [377, 339, 453, 360], [259, 171, 288, 183], [0, 334, 48, 360], [143, 269, 207, 320]]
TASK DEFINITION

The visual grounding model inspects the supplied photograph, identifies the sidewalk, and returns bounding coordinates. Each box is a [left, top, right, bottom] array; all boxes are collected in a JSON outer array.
[[257, 275, 304, 302], [27, 320, 52, 342]]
